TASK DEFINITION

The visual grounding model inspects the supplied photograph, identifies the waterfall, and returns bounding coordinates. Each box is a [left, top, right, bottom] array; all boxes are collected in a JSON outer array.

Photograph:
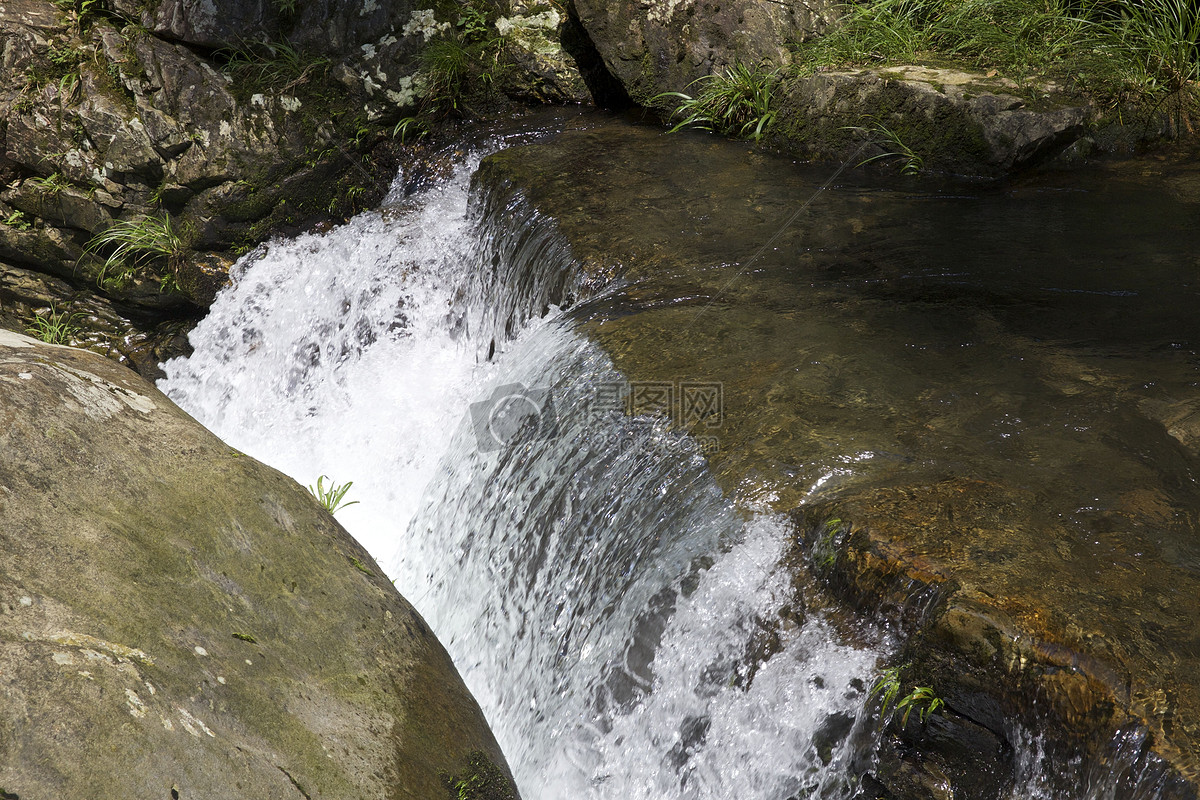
[[159, 127, 1181, 799], [160, 134, 887, 798]]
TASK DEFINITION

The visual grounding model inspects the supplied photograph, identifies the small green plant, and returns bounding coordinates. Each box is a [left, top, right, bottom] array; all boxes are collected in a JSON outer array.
[[232, 632, 258, 643], [46, 44, 86, 65], [158, 272, 181, 293], [4, 210, 32, 231], [812, 517, 846, 571], [870, 664, 944, 727], [845, 122, 924, 174], [28, 172, 72, 197], [392, 115, 430, 142], [442, 751, 518, 800], [308, 475, 360, 514], [56, 72, 81, 102], [80, 213, 185, 289], [51, 0, 107, 29], [349, 556, 373, 576], [25, 303, 81, 345], [896, 685, 944, 726], [656, 63, 779, 140], [457, 0, 491, 42]]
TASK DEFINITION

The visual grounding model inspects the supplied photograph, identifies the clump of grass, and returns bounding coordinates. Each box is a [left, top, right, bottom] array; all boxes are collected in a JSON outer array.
[[28, 172, 73, 197], [80, 213, 185, 289], [25, 303, 82, 345], [217, 39, 331, 93], [795, 0, 1200, 113], [392, 6, 511, 139], [845, 121, 924, 174], [656, 62, 779, 140], [308, 475, 360, 514], [799, 0, 935, 65], [422, 37, 473, 112], [1093, 0, 1200, 117]]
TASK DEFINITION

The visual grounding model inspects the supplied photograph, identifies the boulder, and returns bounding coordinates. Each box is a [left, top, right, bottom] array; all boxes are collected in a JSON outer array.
[[771, 66, 1091, 173], [0, 330, 517, 799], [569, 0, 832, 104]]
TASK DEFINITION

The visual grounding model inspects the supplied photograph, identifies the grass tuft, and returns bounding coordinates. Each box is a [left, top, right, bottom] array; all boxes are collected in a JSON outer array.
[[308, 475, 360, 514], [217, 39, 331, 93], [656, 63, 779, 140], [80, 213, 185, 290], [845, 121, 925, 174], [25, 303, 82, 345]]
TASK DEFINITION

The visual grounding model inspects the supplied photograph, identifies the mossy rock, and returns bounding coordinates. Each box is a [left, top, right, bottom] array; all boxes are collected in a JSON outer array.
[[0, 330, 516, 799]]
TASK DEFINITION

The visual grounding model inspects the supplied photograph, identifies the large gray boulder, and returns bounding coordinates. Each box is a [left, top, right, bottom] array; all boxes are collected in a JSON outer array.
[[771, 66, 1092, 173], [0, 330, 515, 799], [570, 0, 832, 104]]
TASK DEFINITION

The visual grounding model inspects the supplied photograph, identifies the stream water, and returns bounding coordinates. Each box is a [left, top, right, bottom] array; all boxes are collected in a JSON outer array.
[[159, 113, 1200, 798]]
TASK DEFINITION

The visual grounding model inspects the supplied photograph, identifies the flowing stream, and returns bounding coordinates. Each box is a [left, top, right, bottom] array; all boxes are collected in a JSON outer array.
[[159, 117, 1195, 798], [160, 123, 887, 799]]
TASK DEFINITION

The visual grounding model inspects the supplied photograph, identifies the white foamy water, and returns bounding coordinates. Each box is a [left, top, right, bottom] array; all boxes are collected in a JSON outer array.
[[160, 157, 491, 561]]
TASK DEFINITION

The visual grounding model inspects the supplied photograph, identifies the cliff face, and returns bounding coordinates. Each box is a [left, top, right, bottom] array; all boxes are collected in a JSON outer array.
[[0, 328, 516, 799]]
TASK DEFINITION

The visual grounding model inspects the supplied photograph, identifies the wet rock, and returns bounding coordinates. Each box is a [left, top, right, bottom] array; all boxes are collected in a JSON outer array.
[[0, 330, 517, 798], [0, 260, 197, 377], [0, 0, 410, 369]]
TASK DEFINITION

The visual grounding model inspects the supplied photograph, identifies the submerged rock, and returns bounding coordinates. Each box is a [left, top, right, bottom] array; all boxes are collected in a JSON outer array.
[[0, 330, 516, 798]]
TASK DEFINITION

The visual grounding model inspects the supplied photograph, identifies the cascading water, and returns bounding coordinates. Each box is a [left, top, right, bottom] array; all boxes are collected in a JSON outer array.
[[159, 129, 889, 798], [159, 120, 1189, 800]]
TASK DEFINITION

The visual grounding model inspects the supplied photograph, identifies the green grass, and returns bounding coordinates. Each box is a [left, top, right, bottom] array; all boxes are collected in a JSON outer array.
[[794, 0, 1200, 112], [80, 213, 185, 289], [25, 303, 82, 345], [656, 63, 780, 140], [1096, 0, 1200, 94], [307, 475, 360, 514], [845, 121, 925, 174], [28, 172, 73, 196], [392, 10, 511, 137], [216, 39, 331, 93]]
